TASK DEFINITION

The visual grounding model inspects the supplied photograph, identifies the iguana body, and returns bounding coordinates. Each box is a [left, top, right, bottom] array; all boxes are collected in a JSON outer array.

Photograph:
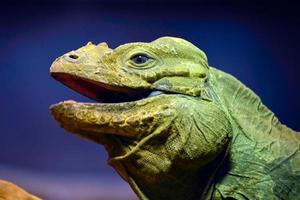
[[50, 37, 300, 200]]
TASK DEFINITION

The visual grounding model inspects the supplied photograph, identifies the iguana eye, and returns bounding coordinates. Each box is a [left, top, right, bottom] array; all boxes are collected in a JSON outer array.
[[130, 54, 150, 65]]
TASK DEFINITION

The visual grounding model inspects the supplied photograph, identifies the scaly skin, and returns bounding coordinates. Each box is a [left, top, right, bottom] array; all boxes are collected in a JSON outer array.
[[50, 37, 300, 200]]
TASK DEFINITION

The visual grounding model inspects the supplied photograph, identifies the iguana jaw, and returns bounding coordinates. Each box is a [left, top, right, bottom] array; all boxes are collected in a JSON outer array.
[[50, 93, 175, 162]]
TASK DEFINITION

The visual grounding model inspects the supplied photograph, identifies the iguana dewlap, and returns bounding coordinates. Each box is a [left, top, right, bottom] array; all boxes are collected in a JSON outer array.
[[50, 37, 300, 200]]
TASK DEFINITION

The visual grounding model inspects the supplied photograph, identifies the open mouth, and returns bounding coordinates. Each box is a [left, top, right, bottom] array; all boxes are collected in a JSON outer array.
[[51, 72, 169, 161], [51, 73, 165, 103]]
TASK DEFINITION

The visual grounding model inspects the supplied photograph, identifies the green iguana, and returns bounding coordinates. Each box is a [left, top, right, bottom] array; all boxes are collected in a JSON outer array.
[[49, 37, 300, 200]]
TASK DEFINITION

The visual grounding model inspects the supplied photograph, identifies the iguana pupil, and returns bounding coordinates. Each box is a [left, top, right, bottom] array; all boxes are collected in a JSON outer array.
[[131, 54, 149, 64]]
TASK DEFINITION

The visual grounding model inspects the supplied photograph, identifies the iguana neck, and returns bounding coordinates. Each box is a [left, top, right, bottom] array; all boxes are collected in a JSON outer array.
[[209, 67, 300, 199], [111, 146, 229, 200]]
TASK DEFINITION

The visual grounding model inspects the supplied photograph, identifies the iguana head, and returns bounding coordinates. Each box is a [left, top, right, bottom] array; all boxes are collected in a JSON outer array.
[[51, 37, 210, 99], [50, 37, 232, 199]]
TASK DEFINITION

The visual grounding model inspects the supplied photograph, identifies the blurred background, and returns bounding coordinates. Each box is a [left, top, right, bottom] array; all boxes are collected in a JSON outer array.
[[0, 0, 299, 199]]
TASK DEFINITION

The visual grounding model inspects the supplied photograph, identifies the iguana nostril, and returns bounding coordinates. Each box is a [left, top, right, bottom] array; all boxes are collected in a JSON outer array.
[[69, 54, 79, 59], [64, 53, 79, 62]]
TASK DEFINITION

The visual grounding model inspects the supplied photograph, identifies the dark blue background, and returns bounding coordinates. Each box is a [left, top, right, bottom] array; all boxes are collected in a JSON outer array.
[[0, 1, 299, 199]]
